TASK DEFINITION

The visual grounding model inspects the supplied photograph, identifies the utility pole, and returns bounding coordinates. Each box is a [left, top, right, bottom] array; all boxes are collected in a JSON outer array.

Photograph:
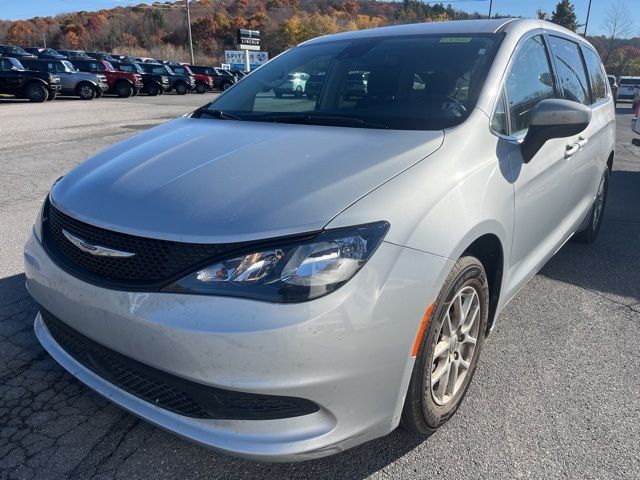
[[42, 33, 46, 48], [488, 0, 493, 19], [583, 0, 592, 36], [185, 0, 194, 64]]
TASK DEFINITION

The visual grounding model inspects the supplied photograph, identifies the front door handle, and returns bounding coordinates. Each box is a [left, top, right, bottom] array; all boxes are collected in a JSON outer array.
[[565, 143, 580, 158]]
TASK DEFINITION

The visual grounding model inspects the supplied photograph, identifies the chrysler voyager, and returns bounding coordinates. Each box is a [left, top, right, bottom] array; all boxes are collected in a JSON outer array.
[[24, 18, 615, 461]]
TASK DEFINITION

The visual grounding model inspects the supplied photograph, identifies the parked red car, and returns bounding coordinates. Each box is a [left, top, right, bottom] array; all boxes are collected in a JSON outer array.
[[70, 59, 143, 97]]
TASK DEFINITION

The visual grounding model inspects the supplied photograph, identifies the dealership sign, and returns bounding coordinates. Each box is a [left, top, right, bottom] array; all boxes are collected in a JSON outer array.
[[224, 50, 269, 70], [237, 29, 260, 50]]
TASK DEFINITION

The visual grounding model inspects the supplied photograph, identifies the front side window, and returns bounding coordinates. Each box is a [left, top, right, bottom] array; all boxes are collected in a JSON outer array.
[[582, 47, 608, 103], [503, 35, 556, 135], [209, 34, 501, 130], [548, 36, 590, 106]]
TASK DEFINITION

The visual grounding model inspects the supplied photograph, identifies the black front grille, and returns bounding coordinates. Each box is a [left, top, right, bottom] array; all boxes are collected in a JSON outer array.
[[41, 309, 319, 420], [42, 199, 247, 289]]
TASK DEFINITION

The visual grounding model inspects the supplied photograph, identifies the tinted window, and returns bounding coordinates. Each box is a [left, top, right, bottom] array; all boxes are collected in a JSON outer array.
[[619, 78, 640, 86], [504, 35, 555, 135], [548, 36, 590, 105], [582, 47, 608, 103], [210, 34, 501, 130]]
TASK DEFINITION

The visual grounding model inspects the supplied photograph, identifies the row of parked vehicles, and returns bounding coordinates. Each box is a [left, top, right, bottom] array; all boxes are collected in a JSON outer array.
[[0, 44, 246, 102]]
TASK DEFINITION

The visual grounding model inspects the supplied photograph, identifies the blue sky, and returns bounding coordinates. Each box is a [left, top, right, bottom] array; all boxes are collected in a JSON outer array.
[[1, 0, 639, 37]]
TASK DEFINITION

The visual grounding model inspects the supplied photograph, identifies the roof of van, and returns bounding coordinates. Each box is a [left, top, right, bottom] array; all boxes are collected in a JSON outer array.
[[302, 18, 581, 45]]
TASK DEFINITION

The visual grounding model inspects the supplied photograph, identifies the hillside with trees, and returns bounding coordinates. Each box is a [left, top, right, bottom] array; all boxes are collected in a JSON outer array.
[[0, 0, 638, 74]]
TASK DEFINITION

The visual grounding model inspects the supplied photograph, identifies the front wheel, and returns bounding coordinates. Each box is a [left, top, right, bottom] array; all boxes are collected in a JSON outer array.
[[78, 83, 97, 100], [195, 82, 207, 94], [401, 256, 489, 435], [26, 83, 49, 102], [116, 82, 133, 98], [175, 82, 188, 95], [146, 83, 160, 96], [572, 168, 609, 243]]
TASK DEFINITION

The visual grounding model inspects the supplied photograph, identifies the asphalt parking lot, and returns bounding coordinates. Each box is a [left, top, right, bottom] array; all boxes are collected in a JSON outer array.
[[1, 95, 639, 480]]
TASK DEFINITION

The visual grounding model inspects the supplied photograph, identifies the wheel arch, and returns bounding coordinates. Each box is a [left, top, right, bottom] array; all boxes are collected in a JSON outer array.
[[75, 80, 96, 93], [459, 233, 505, 336], [606, 151, 614, 172]]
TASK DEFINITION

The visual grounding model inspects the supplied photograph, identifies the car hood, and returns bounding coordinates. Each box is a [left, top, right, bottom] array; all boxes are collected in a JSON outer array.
[[51, 117, 444, 243]]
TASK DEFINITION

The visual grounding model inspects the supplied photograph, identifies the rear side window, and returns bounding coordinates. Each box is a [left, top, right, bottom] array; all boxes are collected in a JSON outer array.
[[548, 36, 590, 106], [582, 47, 608, 104], [503, 35, 556, 135]]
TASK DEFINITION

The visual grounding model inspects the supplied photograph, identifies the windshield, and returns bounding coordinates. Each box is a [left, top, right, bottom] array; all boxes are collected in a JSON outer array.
[[8, 57, 25, 70], [209, 34, 500, 130], [44, 49, 61, 56], [62, 60, 76, 72], [103, 61, 115, 71], [171, 65, 192, 75], [619, 78, 640, 86], [5, 45, 28, 54]]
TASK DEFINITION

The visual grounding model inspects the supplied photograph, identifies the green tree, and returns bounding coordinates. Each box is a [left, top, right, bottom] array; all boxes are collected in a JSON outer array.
[[550, 0, 579, 32]]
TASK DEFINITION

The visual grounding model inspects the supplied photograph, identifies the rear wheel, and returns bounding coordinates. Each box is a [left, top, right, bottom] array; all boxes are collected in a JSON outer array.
[[401, 256, 489, 435], [195, 81, 207, 94], [26, 83, 48, 102], [77, 83, 97, 100], [572, 168, 609, 243], [116, 82, 133, 98]]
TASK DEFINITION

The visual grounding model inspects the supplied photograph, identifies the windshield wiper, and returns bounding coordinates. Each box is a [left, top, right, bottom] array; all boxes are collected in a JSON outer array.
[[193, 108, 243, 121], [255, 114, 388, 129]]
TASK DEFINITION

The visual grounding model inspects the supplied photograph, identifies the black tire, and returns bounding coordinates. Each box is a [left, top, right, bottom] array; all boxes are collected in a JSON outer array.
[[26, 83, 49, 102], [146, 82, 160, 96], [195, 81, 207, 94], [222, 81, 232, 91], [572, 168, 609, 243], [116, 81, 134, 98], [401, 256, 489, 435], [175, 82, 188, 95], [77, 83, 97, 100]]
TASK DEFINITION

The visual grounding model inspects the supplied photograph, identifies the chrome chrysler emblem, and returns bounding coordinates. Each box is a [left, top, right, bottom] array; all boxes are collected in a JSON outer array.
[[62, 229, 135, 258]]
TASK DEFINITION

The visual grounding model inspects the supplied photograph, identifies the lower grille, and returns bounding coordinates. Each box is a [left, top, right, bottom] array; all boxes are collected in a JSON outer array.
[[41, 309, 319, 420]]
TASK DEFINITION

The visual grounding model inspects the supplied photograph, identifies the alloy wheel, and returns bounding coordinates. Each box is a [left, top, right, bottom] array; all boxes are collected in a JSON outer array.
[[430, 285, 480, 406]]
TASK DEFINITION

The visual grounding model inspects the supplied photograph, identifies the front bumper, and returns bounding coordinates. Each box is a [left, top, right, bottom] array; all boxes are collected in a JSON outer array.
[[24, 231, 451, 461]]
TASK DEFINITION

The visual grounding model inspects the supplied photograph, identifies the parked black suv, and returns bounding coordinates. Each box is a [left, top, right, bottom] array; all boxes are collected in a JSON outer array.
[[110, 60, 169, 96], [139, 63, 194, 94], [189, 65, 235, 91], [0, 45, 36, 60], [0, 56, 61, 102], [24, 47, 66, 60]]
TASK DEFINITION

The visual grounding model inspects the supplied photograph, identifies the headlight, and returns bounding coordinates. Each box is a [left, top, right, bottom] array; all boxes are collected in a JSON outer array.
[[164, 222, 389, 302]]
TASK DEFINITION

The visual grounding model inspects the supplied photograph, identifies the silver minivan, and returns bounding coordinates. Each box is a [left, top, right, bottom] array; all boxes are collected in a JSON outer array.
[[24, 19, 615, 461]]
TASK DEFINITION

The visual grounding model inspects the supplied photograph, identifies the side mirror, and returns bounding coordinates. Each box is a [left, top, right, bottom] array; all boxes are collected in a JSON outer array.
[[521, 99, 592, 163]]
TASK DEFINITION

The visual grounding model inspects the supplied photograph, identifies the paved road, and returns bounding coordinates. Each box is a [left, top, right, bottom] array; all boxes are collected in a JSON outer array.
[[1, 96, 639, 480]]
